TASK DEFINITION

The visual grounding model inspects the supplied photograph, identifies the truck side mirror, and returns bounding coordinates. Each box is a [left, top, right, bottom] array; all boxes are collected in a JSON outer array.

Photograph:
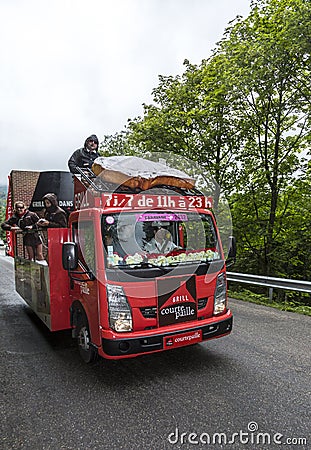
[[62, 242, 78, 270], [226, 236, 236, 268]]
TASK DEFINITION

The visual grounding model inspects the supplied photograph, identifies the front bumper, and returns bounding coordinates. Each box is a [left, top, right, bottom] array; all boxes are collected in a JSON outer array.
[[101, 314, 233, 358]]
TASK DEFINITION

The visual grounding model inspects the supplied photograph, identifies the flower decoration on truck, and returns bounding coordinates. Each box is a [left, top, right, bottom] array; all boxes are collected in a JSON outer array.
[[124, 253, 144, 266], [147, 249, 220, 267], [108, 253, 124, 266], [108, 249, 220, 267]]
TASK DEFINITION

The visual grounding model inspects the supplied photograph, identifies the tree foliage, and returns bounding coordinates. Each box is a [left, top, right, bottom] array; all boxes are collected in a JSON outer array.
[[220, 0, 311, 275], [127, 56, 244, 206], [102, 0, 311, 299], [0, 186, 8, 240]]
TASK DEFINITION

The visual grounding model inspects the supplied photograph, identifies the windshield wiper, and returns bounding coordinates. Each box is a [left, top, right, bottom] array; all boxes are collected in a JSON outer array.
[[132, 259, 169, 273]]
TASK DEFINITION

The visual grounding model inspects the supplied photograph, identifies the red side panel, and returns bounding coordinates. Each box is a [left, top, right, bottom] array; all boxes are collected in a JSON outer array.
[[73, 177, 101, 210], [48, 228, 72, 331], [5, 176, 14, 257]]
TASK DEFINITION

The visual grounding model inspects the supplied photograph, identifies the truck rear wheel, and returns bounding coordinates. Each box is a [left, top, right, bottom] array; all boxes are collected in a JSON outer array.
[[76, 312, 97, 364]]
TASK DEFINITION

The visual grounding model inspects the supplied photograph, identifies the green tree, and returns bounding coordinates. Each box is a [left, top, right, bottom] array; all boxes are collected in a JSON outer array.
[[277, 162, 311, 282], [128, 56, 245, 208], [103, 0, 311, 285], [0, 186, 8, 240], [99, 131, 137, 157], [219, 0, 311, 275]]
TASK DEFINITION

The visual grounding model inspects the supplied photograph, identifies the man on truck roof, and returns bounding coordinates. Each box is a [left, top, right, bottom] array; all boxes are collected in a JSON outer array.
[[68, 134, 100, 174]]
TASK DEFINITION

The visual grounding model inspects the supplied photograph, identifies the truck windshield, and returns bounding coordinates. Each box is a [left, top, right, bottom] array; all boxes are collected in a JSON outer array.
[[101, 211, 220, 268]]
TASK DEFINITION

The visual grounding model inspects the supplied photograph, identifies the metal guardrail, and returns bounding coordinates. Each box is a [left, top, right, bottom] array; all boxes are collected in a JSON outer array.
[[227, 272, 311, 294]]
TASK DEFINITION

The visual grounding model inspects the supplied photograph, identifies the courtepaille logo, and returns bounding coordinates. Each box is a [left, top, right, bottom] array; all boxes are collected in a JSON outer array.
[[157, 276, 197, 326]]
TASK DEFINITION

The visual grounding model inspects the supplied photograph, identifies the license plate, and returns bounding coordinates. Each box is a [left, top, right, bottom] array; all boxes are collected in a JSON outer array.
[[163, 329, 202, 349]]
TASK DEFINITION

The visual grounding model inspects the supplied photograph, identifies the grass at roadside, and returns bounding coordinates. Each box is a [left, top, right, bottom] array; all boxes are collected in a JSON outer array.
[[228, 289, 311, 316]]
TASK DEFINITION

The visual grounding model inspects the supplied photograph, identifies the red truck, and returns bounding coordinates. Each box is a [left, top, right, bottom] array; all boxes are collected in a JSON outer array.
[[10, 166, 236, 362]]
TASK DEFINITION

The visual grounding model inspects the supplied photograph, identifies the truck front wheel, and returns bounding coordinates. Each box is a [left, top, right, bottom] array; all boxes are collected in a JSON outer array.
[[76, 312, 97, 364]]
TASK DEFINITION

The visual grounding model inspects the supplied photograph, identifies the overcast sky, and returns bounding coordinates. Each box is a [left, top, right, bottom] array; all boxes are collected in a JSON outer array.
[[0, 0, 250, 185]]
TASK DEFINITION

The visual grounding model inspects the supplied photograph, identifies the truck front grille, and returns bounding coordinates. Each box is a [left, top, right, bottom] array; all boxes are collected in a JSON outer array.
[[198, 297, 208, 309]]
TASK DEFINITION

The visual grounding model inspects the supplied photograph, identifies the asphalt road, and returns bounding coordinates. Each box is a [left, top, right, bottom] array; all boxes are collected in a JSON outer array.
[[0, 255, 310, 450]]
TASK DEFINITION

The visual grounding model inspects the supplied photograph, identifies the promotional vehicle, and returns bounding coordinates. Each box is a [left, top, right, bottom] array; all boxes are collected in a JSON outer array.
[[10, 165, 236, 362]]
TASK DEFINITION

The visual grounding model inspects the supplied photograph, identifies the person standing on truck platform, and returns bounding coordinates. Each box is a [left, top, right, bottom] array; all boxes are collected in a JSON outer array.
[[37, 193, 67, 228], [68, 134, 100, 174], [1, 201, 45, 262]]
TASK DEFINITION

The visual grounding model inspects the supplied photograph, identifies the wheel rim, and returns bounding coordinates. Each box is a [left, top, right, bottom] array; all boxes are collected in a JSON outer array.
[[78, 326, 90, 352]]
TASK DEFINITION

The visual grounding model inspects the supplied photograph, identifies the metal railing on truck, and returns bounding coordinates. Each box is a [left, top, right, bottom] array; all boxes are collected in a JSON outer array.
[[227, 272, 311, 300]]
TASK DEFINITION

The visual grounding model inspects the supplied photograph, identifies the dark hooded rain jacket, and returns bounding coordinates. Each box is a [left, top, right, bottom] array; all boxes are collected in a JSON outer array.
[[1, 210, 41, 247], [42, 194, 67, 228], [68, 134, 99, 174]]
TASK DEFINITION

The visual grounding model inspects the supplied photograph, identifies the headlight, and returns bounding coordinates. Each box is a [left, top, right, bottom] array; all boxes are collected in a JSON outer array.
[[107, 285, 132, 332], [214, 272, 227, 314]]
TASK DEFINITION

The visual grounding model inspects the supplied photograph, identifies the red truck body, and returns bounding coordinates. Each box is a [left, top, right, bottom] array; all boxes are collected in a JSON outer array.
[[12, 170, 234, 361]]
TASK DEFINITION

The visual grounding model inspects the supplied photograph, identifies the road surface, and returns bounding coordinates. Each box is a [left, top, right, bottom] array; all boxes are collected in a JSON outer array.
[[0, 255, 310, 449]]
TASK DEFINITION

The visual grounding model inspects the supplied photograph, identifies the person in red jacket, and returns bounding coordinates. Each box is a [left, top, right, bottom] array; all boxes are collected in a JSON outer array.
[[1, 201, 45, 262]]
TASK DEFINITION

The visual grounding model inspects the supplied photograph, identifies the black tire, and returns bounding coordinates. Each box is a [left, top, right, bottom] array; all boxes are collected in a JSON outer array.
[[76, 310, 97, 364]]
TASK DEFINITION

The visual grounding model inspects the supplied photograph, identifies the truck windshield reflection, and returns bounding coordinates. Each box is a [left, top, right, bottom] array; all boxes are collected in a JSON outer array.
[[102, 212, 220, 268]]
